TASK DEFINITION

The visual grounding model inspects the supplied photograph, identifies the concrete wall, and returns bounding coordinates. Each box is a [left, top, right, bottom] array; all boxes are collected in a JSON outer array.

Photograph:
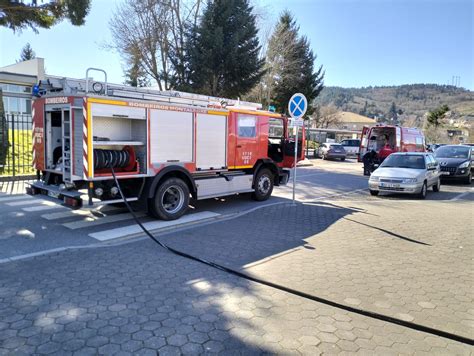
[[0, 58, 45, 80]]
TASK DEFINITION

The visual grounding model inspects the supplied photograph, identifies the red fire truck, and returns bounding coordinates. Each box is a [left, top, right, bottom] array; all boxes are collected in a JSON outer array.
[[28, 69, 304, 220], [359, 125, 425, 159]]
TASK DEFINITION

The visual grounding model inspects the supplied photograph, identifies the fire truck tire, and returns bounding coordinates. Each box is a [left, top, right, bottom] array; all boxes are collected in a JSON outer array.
[[252, 168, 274, 201], [150, 178, 189, 220]]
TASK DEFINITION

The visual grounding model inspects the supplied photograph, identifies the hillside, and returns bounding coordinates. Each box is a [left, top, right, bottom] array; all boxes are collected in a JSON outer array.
[[316, 84, 474, 125]]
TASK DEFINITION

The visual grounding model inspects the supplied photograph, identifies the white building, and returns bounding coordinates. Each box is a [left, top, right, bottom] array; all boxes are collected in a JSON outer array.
[[0, 58, 46, 115]]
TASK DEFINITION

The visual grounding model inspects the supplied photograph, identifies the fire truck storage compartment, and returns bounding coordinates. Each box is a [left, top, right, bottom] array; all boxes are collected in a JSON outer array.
[[45, 110, 70, 170], [149, 109, 194, 165], [367, 126, 396, 151], [91, 103, 147, 175], [196, 174, 254, 199], [195, 113, 227, 170]]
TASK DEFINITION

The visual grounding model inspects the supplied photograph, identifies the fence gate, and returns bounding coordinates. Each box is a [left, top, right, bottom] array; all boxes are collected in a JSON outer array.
[[0, 114, 35, 178]]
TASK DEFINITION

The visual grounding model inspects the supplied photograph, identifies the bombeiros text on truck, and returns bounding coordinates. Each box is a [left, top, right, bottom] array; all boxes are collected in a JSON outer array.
[[27, 68, 305, 220]]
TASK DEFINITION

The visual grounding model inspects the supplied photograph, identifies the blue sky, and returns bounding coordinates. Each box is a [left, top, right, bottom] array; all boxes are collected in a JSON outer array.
[[1, 0, 472, 90]]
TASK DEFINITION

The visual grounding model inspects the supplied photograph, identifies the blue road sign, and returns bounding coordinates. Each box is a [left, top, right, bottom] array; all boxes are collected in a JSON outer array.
[[288, 93, 307, 119]]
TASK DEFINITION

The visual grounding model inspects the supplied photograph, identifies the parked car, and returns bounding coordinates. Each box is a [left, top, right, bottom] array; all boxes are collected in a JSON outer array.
[[427, 143, 446, 152], [434, 145, 472, 184], [368, 152, 441, 199], [339, 139, 360, 157], [315, 143, 347, 161]]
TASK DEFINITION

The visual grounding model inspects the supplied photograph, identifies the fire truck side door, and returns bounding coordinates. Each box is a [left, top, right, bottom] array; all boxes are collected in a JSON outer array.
[[233, 113, 259, 169], [358, 125, 370, 162], [281, 122, 304, 168]]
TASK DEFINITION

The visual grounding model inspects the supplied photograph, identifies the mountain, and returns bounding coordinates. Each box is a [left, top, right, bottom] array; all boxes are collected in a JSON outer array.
[[315, 84, 474, 126]]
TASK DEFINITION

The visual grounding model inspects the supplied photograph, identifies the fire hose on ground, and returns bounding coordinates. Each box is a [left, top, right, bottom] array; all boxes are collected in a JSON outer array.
[[108, 165, 473, 346]]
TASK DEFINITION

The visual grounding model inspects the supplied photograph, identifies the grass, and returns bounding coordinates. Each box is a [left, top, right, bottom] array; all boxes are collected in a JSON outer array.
[[0, 129, 34, 176]]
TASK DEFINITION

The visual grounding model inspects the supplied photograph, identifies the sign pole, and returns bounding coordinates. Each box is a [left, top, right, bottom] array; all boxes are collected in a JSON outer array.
[[292, 125, 298, 205], [287, 93, 307, 207]]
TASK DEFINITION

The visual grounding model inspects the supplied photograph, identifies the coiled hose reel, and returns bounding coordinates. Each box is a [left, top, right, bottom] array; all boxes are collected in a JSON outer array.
[[93, 146, 135, 171]]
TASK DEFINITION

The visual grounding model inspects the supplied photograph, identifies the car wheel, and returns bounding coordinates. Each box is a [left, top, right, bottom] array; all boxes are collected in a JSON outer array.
[[432, 179, 440, 192], [341, 157, 345, 161], [369, 190, 379, 196], [150, 178, 189, 220], [464, 172, 472, 185], [252, 168, 274, 201], [418, 182, 427, 199]]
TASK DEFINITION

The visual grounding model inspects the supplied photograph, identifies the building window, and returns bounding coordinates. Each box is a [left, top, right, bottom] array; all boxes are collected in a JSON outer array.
[[2, 96, 8, 113], [1, 96, 32, 115], [9, 97, 20, 113], [0, 83, 31, 94]]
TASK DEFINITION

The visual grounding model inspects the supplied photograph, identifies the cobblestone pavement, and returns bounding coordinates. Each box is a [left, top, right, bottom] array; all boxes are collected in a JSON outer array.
[[1, 201, 473, 354], [156, 199, 473, 339]]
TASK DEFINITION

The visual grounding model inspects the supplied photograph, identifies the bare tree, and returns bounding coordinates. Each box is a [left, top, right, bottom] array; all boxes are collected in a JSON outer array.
[[109, 0, 201, 90], [311, 105, 341, 128], [423, 125, 449, 143]]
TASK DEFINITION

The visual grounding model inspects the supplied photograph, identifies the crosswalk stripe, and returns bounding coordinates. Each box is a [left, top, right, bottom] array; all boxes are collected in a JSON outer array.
[[41, 205, 122, 220], [0, 195, 31, 203], [23, 205, 65, 212], [6, 199, 48, 207], [89, 211, 221, 241], [63, 211, 147, 230]]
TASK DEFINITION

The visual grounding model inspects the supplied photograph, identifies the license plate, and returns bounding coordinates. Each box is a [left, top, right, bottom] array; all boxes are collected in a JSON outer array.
[[48, 190, 60, 199], [441, 171, 450, 175], [380, 183, 400, 188]]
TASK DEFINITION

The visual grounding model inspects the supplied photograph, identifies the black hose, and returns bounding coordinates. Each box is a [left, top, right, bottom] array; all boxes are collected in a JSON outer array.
[[94, 149, 130, 170], [108, 166, 474, 346]]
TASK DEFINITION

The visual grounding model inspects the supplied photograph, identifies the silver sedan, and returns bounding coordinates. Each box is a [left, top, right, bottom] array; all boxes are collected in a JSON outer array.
[[368, 152, 441, 199]]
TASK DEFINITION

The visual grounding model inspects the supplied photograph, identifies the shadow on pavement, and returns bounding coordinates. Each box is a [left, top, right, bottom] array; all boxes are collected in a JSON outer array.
[[160, 202, 357, 269]]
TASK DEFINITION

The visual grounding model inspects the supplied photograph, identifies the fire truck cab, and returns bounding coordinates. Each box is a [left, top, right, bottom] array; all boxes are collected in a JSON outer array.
[[28, 69, 304, 220]]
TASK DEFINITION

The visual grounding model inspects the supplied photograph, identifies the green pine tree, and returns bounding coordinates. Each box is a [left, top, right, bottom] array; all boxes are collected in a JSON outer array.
[[19, 43, 36, 62], [265, 11, 324, 115], [427, 104, 449, 127], [181, 0, 265, 98], [0, 0, 91, 33]]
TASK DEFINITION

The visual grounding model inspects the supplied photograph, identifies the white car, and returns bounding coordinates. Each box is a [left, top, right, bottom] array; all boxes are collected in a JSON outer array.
[[339, 139, 360, 157], [368, 152, 441, 199]]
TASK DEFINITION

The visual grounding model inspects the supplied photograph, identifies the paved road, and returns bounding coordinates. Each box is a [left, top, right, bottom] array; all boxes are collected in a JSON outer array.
[[0, 159, 473, 354], [0, 160, 367, 260], [1, 159, 471, 261], [0, 202, 472, 354]]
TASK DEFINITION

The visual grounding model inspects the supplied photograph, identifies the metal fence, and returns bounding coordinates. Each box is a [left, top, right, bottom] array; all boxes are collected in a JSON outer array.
[[0, 113, 35, 178]]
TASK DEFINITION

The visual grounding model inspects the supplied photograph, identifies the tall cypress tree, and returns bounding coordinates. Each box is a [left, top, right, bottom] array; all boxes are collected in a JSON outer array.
[[182, 0, 264, 98], [266, 11, 324, 115]]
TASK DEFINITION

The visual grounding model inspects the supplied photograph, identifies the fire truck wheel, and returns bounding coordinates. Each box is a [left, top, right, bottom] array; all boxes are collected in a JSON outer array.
[[252, 168, 274, 201], [151, 178, 189, 220]]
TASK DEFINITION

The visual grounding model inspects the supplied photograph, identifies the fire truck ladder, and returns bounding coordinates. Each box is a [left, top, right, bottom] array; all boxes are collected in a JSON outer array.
[[62, 110, 72, 183], [36, 68, 263, 111]]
